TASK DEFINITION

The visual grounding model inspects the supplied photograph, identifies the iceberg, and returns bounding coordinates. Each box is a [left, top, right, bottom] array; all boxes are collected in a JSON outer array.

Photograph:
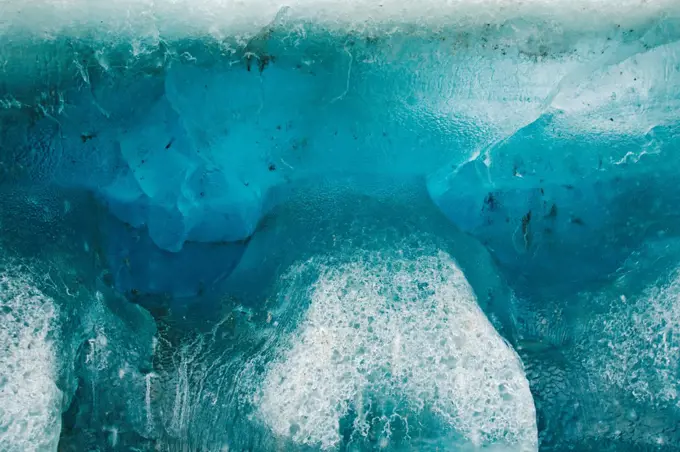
[[1, 0, 680, 450]]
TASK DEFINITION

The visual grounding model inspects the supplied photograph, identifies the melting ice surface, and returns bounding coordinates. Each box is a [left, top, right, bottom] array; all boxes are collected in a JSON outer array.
[[2, 0, 680, 450]]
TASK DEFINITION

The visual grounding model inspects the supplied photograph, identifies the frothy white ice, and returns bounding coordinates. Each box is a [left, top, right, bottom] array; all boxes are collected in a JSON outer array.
[[587, 268, 680, 405], [257, 251, 537, 451], [0, 267, 62, 452]]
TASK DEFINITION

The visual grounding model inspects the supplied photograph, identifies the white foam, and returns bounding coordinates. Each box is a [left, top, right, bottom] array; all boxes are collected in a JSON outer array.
[[0, 266, 63, 452], [256, 251, 537, 450], [1, 0, 678, 40]]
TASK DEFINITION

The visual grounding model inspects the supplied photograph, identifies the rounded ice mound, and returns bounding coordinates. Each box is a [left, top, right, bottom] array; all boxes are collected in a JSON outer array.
[[256, 251, 537, 451], [0, 266, 63, 452]]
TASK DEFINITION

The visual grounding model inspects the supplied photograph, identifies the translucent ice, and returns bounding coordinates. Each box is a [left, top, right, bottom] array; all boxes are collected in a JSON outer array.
[[1, 1, 680, 451]]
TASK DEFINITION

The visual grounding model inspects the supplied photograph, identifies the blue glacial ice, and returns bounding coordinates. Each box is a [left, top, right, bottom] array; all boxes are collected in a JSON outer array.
[[1, 0, 680, 450]]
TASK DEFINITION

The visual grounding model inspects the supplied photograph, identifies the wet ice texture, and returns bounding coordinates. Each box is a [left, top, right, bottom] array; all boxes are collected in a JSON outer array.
[[1, 2, 680, 451]]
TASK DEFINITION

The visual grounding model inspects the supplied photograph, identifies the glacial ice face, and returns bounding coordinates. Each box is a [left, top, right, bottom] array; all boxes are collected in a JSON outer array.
[[1, 1, 680, 451], [4, 14, 680, 298]]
